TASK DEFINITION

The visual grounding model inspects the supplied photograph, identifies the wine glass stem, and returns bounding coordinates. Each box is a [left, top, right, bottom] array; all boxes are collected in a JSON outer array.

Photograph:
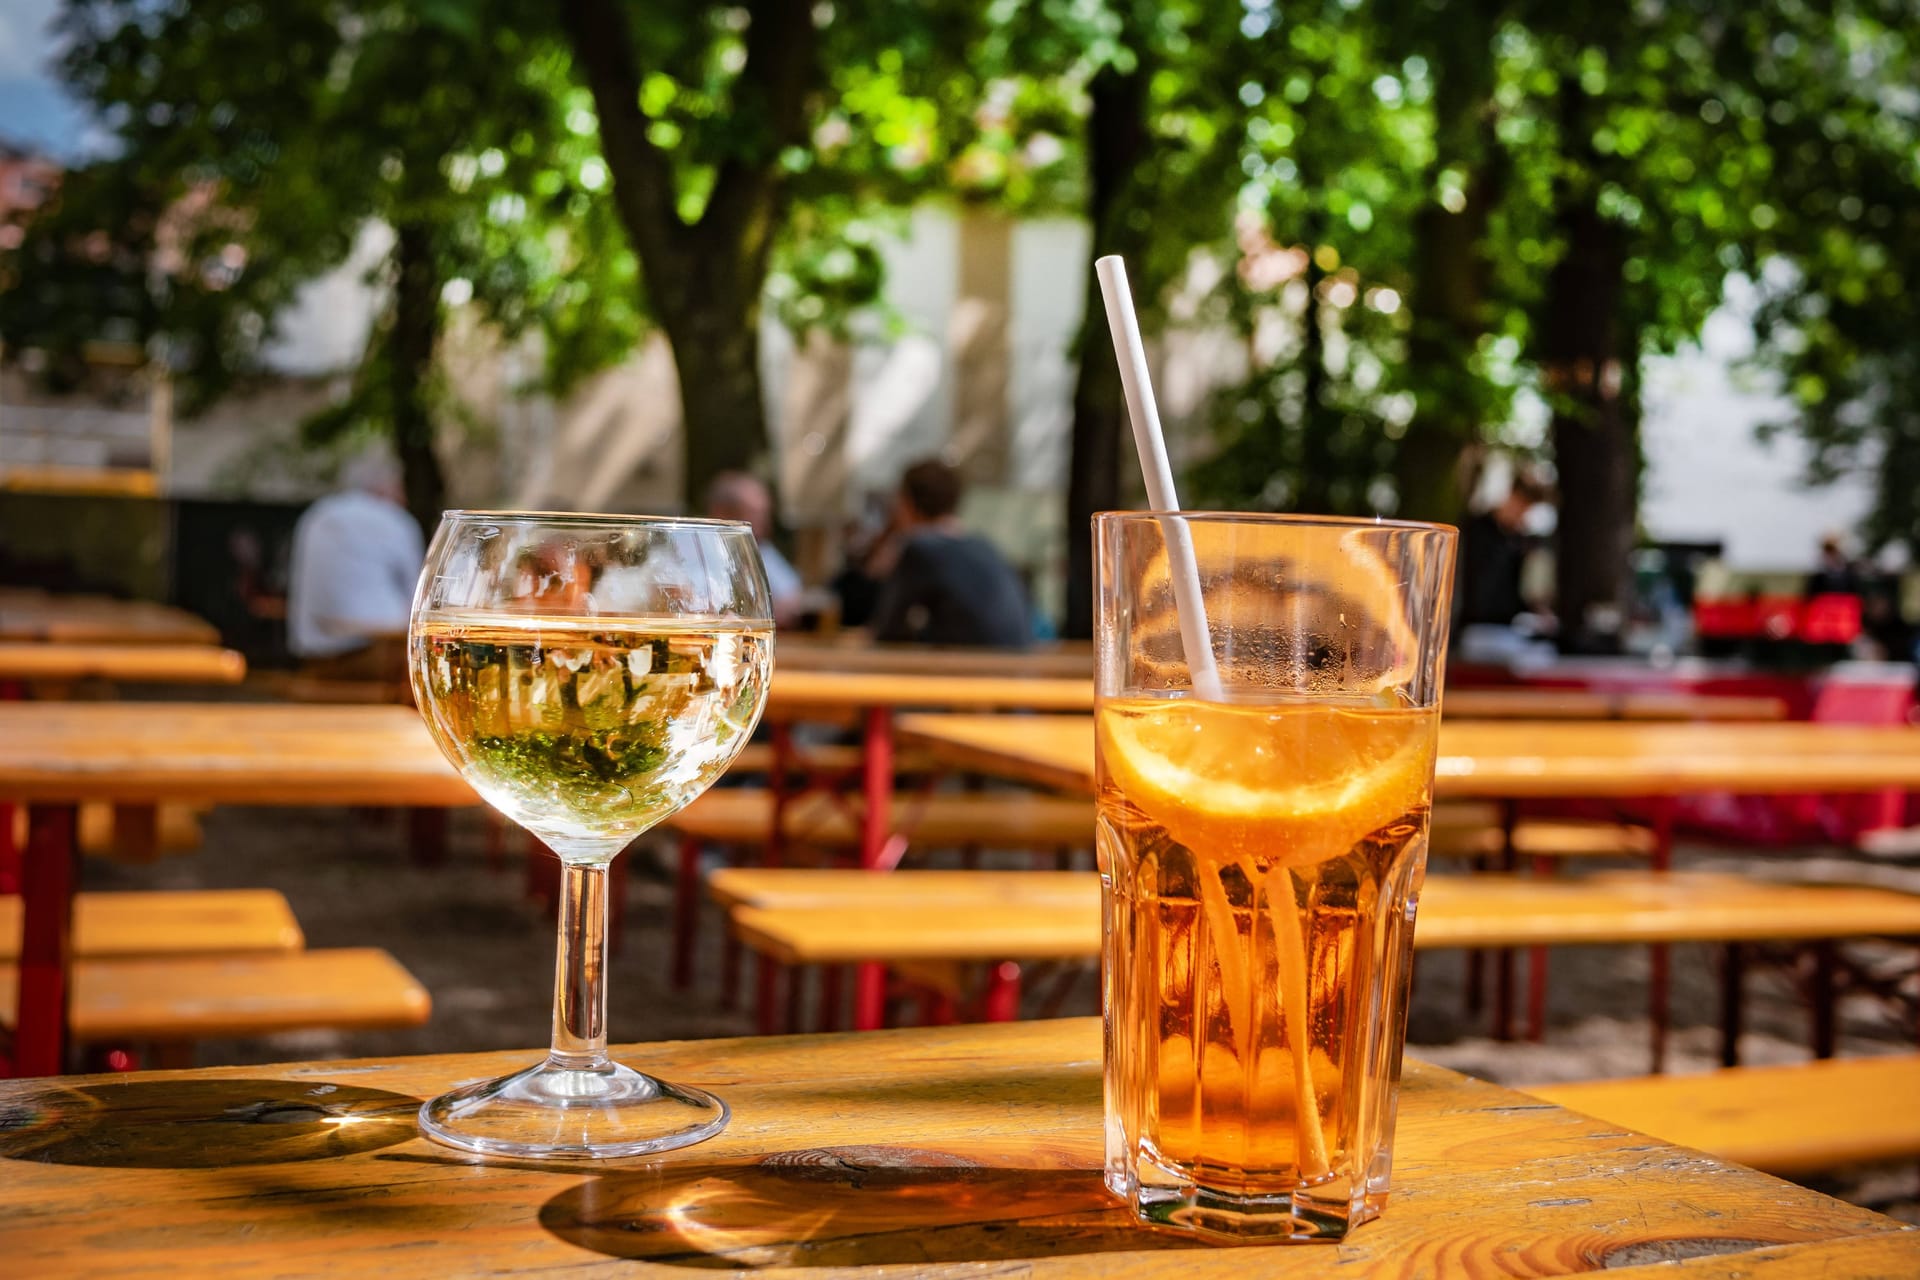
[[548, 860, 610, 1070]]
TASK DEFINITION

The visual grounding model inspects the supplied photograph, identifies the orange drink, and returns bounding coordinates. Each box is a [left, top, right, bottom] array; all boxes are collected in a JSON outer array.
[[1094, 513, 1454, 1241]]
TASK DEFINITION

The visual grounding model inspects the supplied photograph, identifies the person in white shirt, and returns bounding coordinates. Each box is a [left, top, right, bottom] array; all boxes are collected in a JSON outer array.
[[705, 471, 803, 627], [287, 450, 425, 668]]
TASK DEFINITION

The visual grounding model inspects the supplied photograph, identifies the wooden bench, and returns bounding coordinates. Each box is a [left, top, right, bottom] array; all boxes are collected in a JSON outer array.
[[726, 743, 938, 777], [668, 788, 1094, 989], [0, 948, 431, 1050], [1531, 1055, 1920, 1175], [1430, 802, 1659, 861], [11, 803, 206, 864], [0, 890, 303, 960], [720, 870, 1920, 1043], [670, 788, 1093, 849]]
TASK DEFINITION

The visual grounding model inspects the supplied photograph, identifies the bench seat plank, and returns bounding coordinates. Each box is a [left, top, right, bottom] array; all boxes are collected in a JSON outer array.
[[0, 948, 430, 1042], [671, 789, 1094, 847], [721, 870, 1920, 964], [0, 890, 303, 961]]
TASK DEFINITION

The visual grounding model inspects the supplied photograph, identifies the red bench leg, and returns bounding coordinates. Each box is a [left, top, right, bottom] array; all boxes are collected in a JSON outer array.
[[1720, 942, 1745, 1067], [1648, 799, 1676, 1072], [14, 803, 78, 1079], [852, 706, 894, 1031], [817, 966, 842, 1032], [981, 961, 1023, 1022], [671, 834, 701, 989], [1526, 853, 1556, 1041], [755, 956, 782, 1036]]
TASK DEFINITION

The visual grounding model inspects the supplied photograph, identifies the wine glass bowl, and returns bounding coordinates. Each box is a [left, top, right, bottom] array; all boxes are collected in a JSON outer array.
[[408, 511, 773, 1159]]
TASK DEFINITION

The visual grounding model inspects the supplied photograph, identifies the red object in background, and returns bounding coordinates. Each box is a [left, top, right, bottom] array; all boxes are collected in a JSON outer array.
[[1692, 599, 1756, 638], [1755, 596, 1803, 640], [1801, 593, 1863, 646]]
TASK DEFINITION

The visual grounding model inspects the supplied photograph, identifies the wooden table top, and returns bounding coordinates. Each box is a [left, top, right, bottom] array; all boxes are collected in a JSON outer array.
[[766, 668, 1096, 715], [774, 637, 1095, 678], [0, 642, 246, 685], [1445, 688, 1789, 722], [6, 700, 1915, 809], [0, 593, 221, 647], [898, 713, 1920, 799], [0, 1018, 1909, 1278], [0, 702, 474, 806], [722, 870, 1920, 965]]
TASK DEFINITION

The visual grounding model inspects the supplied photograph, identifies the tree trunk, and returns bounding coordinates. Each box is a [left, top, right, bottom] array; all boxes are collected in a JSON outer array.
[[388, 220, 446, 531], [1542, 91, 1635, 653], [561, 0, 816, 510], [1063, 55, 1151, 640], [1297, 229, 1333, 513], [653, 264, 769, 511], [1395, 24, 1501, 525]]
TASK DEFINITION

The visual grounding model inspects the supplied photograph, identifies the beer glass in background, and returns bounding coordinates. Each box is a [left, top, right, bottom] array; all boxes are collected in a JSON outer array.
[[1094, 512, 1455, 1241]]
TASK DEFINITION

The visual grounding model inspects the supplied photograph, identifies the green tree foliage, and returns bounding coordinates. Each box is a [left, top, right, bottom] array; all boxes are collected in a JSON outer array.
[[1742, 1, 1920, 553], [0, 0, 637, 525]]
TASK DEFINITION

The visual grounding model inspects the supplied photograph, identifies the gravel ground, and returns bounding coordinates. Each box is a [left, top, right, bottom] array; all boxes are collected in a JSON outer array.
[[82, 807, 1920, 1222]]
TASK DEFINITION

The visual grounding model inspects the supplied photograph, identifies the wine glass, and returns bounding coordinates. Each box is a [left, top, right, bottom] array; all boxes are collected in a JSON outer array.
[[408, 511, 773, 1159]]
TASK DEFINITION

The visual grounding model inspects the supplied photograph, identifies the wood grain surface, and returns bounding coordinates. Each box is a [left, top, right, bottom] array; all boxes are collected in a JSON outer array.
[[898, 713, 1920, 798], [1532, 1055, 1920, 1176], [0, 642, 245, 685], [0, 1018, 1906, 1278], [720, 869, 1920, 965]]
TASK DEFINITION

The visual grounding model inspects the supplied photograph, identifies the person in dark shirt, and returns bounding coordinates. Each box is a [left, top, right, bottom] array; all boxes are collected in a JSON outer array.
[[868, 458, 1032, 648], [1457, 471, 1550, 630]]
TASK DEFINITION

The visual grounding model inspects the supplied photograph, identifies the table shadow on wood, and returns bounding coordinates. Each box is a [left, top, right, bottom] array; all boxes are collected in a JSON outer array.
[[540, 1146, 1196, 1269], [0, 1078, 421, 1168]]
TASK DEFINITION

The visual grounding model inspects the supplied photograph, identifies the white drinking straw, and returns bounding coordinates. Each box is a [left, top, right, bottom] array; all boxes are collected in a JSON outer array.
[[1094, 255, 1224, 700]]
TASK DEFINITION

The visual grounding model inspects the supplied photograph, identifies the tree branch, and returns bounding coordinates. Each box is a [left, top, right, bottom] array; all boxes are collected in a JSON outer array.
[[700, 0, 819, 262], [559, 0, 680, 271]]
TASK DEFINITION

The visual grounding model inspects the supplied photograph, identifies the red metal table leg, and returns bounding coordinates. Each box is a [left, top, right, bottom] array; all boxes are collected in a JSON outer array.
[[1492, 801, 1518, 1041], [0, 803, 17, 896], [817, 966, 842, 1033], [981, 961, 1023, 1022], [1526, 853, 1554, 1041], [852, 706, 894, 1031], [1648, 798, 1675, 1072], [1810, 941, 1838, 1060], [755, 956, 782, 1037], [1720, 942, 1745, 1067], [14, 803, 78, 1078], [671, 834, 701, 989]]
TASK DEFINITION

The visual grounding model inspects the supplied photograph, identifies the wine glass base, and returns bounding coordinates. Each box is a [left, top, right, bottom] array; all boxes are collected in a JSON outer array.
[[418, 1057, 729, 1160]]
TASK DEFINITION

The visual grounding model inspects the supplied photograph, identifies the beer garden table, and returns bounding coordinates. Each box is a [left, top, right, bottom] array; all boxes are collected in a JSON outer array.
[[0, 592, 221, 647], [0, 642, 245, 688], [0, 682, 1081, 1080], [1, 1017, 1914, 1278], [894, 713, 1920, 1066], [1, 701, 1903, 1078]]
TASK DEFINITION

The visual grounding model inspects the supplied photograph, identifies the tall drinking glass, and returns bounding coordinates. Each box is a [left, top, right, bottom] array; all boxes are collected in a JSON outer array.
[[409, 511, 773, 1159], [1094, 512, 1455, 1240]]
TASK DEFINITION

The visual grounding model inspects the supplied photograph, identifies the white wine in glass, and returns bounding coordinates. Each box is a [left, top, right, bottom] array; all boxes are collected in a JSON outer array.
[[409, 512, 773, 1159]]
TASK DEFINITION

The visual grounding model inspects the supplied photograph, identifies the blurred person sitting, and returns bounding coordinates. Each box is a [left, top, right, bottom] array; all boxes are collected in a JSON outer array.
[[287, 450, 424, 676], [1808, 532, 1862, 597], [869, 458, 1031, 649], [1458, 470, 1552, 632], [706, 471, 803, 628]]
